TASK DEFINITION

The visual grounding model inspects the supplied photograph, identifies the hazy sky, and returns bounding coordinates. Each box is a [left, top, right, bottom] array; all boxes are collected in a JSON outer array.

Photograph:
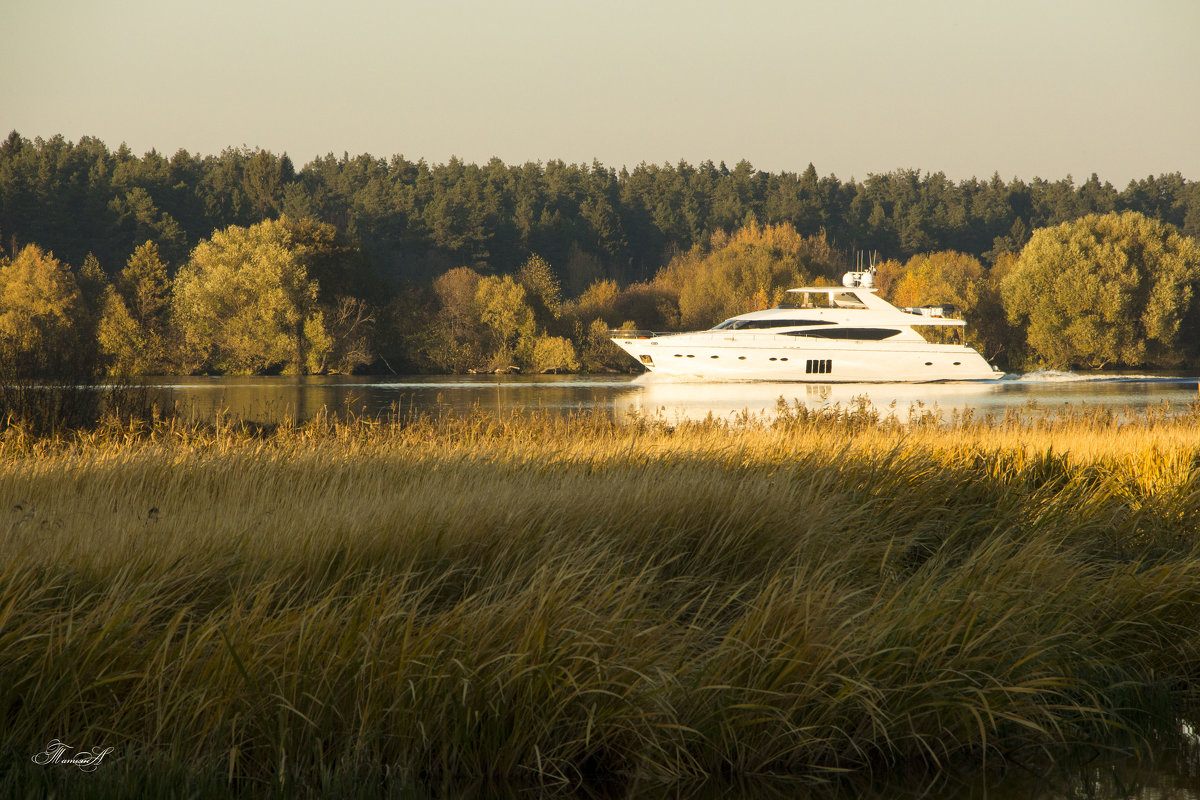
[[3, 0, 1197, 184]]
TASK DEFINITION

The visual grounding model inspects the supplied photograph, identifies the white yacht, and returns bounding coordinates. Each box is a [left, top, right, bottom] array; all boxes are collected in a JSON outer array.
[[610, 271, 1003, 382]]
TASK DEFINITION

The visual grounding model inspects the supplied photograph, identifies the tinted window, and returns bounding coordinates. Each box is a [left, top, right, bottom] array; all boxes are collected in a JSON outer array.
[[784, 328, 901, 340]]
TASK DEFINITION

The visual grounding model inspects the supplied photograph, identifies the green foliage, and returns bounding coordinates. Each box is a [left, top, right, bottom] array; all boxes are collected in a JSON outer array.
[[474, 274, 537, 370], [5, 132, 1199, 297], [1002, 212, 1200, 369], [75, 251, 109, 314], [3, 133, 1200, 375], [97, 241, 173, 374], [172, 218, 329, 374], [516, 252, 563, 328]]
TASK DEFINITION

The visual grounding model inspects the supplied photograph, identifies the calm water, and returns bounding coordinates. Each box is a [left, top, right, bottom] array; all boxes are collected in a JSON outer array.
[[133, 371, 1200, 424]]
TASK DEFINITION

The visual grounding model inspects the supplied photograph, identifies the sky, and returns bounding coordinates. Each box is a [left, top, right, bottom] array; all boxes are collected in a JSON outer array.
[[2, 0, 1198, 185]]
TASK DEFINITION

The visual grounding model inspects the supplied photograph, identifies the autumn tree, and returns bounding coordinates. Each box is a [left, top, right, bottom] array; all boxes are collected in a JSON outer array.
[[558, 278, 633, 373], [424, 261, 581, 373], [283, 217, 379, 373], [883, 250, 1016, 364], [474, 273, 537, 370], [655, 221, 841, 330], [320, 297, 375, 374], [172, 218, 330, 374], [888, 251, 985, 314], [427, 267, 488, 372], [1002, 212, 1200, 368], [0, 244, 86, 373], [529, 335, 580, 374], [97, 241, 173, 374], [517, 253, 563, 330], [0, 244, 101, 432], [576, 317, 628, 372]]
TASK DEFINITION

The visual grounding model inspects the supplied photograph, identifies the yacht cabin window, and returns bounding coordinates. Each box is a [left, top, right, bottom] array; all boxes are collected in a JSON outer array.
[[784, 328, 901, 341]]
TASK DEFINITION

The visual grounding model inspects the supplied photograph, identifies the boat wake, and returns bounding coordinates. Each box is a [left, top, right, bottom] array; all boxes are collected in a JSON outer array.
[[1013, 370, 1190, 384]]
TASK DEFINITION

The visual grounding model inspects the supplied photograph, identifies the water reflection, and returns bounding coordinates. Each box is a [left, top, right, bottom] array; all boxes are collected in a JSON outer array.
[[616, 376, 1007, 422], [134, 372, 1200, 425]]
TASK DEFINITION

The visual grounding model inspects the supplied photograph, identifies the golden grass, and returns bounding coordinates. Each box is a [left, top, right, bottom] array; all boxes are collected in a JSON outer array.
[[2, 404, 1200, 795]]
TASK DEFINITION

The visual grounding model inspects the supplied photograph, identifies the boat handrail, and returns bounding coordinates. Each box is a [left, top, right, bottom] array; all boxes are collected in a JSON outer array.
[[609, 329, 657, 339]]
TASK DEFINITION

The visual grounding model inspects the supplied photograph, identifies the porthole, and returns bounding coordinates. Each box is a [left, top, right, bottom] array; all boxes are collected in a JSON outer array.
[[924, 362, 933, 366], [710, 355, 719, 359], [738, 356, 747, 360], [953, 361, 961, 366], [686, 354, 695, 358], [674, 354, 682, 358], [769, 357, 777, 361], [780, 357, 788, 362]]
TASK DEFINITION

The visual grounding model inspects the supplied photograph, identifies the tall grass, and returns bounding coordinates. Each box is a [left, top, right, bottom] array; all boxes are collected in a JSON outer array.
[[2, 404, 1200, 795]]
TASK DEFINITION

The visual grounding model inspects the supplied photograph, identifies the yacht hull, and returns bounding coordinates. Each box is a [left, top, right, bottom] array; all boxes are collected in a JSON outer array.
[[611, 333, 1002, 382]]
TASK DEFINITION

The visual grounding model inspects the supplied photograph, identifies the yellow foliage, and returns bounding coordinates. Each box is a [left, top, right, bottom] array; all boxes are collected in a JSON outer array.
[[654, 221, 839, 329], [529, 335, 580, 373], [96, 287, 146, 375], [474, 274, 537, 370], [871, 258, 906, 298], [888, 251, 984, 312], [0, 244, 83, 356], [575, 278, 620, 325], [172, 217, 329, 374]]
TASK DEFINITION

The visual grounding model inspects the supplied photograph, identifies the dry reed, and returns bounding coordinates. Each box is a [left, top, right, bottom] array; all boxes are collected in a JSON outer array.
[[2, 403, 1200, 795]]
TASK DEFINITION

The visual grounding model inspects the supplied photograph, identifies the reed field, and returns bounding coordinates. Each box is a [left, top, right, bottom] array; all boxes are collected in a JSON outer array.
[[2, 399, 1200, 797]]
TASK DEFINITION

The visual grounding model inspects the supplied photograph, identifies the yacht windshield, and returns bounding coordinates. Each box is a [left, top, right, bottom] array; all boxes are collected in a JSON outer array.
[[780, 291, 868, 310], [831, 292, 868, 309], [911, 325, 965, 345]]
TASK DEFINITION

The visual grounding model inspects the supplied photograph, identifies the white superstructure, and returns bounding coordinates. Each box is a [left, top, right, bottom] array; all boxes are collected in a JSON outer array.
[[610, 272, 1003, 382]]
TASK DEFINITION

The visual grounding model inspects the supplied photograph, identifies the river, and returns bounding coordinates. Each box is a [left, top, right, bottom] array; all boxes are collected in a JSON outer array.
[[132, 371, 1200, 424]]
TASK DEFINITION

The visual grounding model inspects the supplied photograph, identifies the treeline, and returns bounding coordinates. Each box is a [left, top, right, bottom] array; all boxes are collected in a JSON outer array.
[[1, 132, 1199, 377], [4, 212, 1198, 382], [5, 131, 1200, 288]]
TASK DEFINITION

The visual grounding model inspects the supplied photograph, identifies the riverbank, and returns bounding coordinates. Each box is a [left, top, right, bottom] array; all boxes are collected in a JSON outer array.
[[3, 408, 1200, 796]]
